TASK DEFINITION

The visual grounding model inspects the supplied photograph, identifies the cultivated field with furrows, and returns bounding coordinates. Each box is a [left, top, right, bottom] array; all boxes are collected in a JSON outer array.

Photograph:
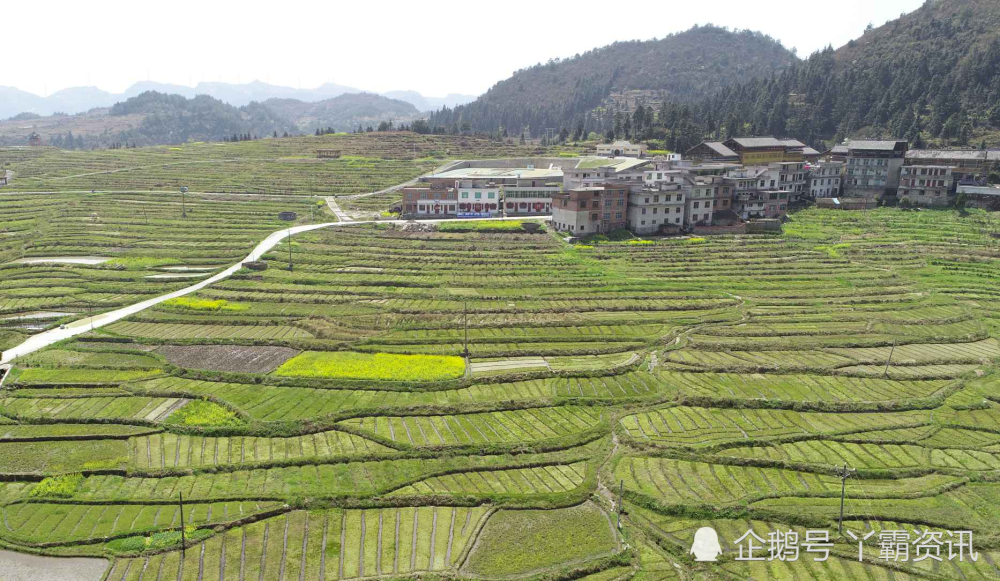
[[2, 200, 1000, 581], [0, 132, 587, 196]]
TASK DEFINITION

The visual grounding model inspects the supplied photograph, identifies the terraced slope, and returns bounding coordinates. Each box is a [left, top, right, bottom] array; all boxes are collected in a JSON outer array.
[[1, 207, 1000, 580]]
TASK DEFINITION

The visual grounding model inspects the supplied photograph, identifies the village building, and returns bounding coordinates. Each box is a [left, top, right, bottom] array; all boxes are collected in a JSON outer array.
[[551, 184, 629, 234], [808, 161, 844, 198], [596, 140, 648, 157], [684, 141, 739, 163], [897, 165, 954, 207], [403, 166, 563, 217], [721, 137, 805, 164], [842, 140, 908, 200], [627, 183, 685, 234], [904, 149, 1000, 183], [562, 157, 651, 191]]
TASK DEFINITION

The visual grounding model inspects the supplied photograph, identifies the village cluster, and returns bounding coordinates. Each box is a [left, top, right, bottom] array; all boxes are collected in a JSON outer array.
[[400, 138, 1000, 235]]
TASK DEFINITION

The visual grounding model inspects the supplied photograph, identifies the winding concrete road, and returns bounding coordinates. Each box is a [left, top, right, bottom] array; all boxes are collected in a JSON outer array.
[[0, 215, 547, 364]]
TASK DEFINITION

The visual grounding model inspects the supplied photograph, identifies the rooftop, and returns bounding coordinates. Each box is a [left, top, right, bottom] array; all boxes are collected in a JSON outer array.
[[429, 167, 563, 180], [701, 142, 738, 157], [846, 140, 907, 152], [906, 149, 998, 161], [728, 137, 786, 148], [574, 156, 650, 172]]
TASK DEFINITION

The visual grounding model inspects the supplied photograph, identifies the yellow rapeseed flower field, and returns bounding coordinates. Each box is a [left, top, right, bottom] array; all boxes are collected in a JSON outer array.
[[274, 351, 466, 381]]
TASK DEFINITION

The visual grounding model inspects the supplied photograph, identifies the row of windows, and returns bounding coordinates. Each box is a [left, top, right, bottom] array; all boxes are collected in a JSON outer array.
[[460, 191, 496, 199], [640, 206, 682, 215], [638, 217, 682, 226]]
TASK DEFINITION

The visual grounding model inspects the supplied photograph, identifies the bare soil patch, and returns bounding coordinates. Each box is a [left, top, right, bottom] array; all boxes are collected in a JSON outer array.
[[156, 344, 299, 373]]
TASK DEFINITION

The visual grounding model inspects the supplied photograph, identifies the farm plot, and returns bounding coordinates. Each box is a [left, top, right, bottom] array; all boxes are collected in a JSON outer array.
[[128, 430, 391, 469], [273, 351, 465, 381], [154, 345, 299, 373], [614, 456, 960, 507], [718, 439, 1000, 472], [103, 505, 494, 581], [104, 321, 313, 341], [390, 461, 589, 497], [337, 406, 603, 447], [463, 503, 617, 577], [618, 407, 931, 448], [2, 500, 279, 545], [0, 439, 128, 473], [0, 395, 190, 423], [664, 371, 952, 404]]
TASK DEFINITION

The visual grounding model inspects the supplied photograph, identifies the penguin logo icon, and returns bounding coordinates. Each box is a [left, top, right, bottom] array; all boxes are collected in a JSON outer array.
[[690, 527, 722, 562]]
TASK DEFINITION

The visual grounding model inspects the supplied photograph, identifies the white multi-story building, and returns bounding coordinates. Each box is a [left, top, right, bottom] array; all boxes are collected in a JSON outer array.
[[809, 162, 844, 198], [563, 157, 651, 191]]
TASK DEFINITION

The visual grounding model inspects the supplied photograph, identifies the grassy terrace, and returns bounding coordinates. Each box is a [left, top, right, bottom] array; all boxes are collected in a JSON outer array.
[[1, 207, 1000, 580], [0, 133, 587, 195]]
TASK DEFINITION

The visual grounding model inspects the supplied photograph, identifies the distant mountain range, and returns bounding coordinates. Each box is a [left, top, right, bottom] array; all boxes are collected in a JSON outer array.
[[0, 90, 431, 147], [0, 80, 476, 119]]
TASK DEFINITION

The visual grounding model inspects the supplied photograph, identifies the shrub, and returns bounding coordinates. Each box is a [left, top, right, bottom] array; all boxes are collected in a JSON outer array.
[[685, 237, 707, 244], [29, 473, 83, 498], [165, 400, 245, 427]]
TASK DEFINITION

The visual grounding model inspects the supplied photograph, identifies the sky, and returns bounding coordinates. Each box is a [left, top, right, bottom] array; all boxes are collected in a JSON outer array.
[[5, 0, 925, 99]]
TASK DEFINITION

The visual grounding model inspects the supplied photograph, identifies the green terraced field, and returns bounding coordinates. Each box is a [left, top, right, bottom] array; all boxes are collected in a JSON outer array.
[[3, 195, 1000, 581]]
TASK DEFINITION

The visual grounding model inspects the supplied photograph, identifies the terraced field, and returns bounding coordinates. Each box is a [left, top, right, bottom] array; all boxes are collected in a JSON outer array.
[[2, 205, 1000, 580]]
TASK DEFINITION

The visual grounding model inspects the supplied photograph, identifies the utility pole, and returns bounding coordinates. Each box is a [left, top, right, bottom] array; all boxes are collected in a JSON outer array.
[[287, 228, 293, 271], [883, 339, 896, 378], [838, 463, 853, 535], [179, 491, 186, 558], [180, 186, 188, 218]]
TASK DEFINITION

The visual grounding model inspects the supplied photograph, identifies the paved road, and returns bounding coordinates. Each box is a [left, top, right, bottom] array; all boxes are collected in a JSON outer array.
[[0, 215, 548, 364], [324, 197, 351, 221]]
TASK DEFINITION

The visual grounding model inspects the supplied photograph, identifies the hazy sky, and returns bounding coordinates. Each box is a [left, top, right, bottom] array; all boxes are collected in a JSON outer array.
[[7, 0, 924, 98]]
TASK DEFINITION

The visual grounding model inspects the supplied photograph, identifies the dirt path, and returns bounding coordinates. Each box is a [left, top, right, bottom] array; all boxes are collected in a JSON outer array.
[[0, 549, 108, 581]]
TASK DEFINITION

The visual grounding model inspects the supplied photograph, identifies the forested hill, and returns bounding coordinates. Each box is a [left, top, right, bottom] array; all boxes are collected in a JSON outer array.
[[263, 93, 421, 134], [108, 91, 295, 145], [699, 0, 1000, 148], [428, 25, 797, 136]]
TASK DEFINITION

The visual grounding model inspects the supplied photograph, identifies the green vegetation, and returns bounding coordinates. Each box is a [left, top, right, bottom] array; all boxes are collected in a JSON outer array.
[[437, 220, 546, 232], [4, 183, 1000, 581], [162, 297, 247, 311], [274, 351, 466, 381], [29, 473, 84, 498], [163, 400, 244, 428], [465, 504, 617, 576]]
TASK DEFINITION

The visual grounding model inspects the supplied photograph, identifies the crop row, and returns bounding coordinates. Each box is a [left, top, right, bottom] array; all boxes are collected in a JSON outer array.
[[129, 431, 390, 469], [337, 406, 603, 447]]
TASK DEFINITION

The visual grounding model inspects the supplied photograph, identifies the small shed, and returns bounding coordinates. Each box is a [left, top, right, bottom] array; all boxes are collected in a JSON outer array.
[[278, 212, 297, 221]]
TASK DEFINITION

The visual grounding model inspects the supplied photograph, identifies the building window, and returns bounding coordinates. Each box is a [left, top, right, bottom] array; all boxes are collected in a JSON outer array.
[[605, 199, 612, 207], [694, 201, 700, 208], [475, 192, 482, 199], [615, 212, 622, 219], [603, 212, 611, 220], [641, 208, 647, 215]]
